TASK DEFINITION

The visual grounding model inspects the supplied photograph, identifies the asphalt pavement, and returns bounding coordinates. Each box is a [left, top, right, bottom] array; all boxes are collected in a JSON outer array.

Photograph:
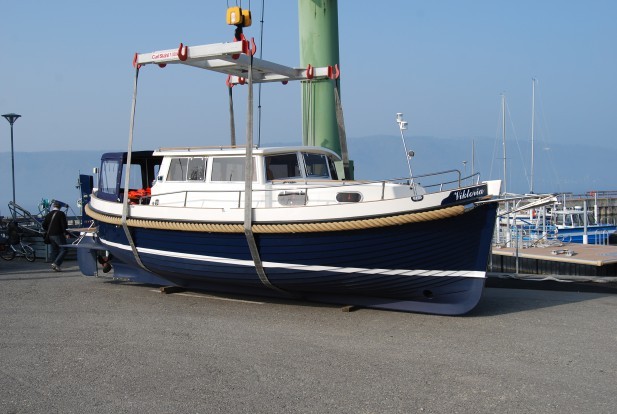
[[1, 259, 616, 413]]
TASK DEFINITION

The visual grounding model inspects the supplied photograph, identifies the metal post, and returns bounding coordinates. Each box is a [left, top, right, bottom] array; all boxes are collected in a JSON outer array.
[[594, 192, 599, 224], [501, 94, 507, 194], [9, 124, 15, 207], [515, 222, 520, 274], [2, 113, 21, 217], [583, 199, 589, 245], [530, 78, 536, 194], [299, 0, 340, 154]]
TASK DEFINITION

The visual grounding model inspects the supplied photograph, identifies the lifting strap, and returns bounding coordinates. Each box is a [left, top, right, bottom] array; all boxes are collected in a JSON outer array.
[[228, 84, 236, 147], [121, 66, 150, 272], [243, 55, 289, 295], [333, 79, 351, 179]]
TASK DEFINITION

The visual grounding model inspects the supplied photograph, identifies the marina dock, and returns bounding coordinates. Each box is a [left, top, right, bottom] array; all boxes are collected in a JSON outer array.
[[2, 259, 617, 413], [491, 243, 617, 276]]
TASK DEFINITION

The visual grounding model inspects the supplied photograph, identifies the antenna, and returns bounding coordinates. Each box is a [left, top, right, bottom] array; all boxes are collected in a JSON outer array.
[[396, 113, 415, 188], [472, 139, 476, 184]]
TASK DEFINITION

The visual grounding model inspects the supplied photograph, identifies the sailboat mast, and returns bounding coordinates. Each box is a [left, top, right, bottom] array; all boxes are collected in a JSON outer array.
[[471, 139, 475, 183], [501, 93, 507, 194], [530, 78, 536, 193]]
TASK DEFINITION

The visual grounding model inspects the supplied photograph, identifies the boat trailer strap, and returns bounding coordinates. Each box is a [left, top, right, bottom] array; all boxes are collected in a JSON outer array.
[[244, 226, 289, 294], [121, 66, 150, 273], [243, 56, 289, 296], [228, 83, 236, 147]]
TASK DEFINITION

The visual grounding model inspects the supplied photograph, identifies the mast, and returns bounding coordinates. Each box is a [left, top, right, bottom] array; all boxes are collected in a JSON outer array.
[[530, 78, 536, 193], [501, 93, 510, 246], [471, 139, 475, 183], [298, 0, 340, 153], [298, 0, 352, 179], [501, 93, 507, 194]]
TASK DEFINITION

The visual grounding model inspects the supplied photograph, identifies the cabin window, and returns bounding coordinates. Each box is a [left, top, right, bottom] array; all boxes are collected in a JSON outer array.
[[120, 164, 145, 189], [587, 212, 596, 225], [302, 153, 330, 179], [278, 191, 307, 206], [153, 164, 160, 185], [328, 157, 339, 180], [336, 192, 362, 203], [265, 153, 301, 181], [97, 152, 162, 202], [166, 157, 207, 182], [167, 158, 188, 181], [187, 157, 207, 181], [100, 159, 121, 195], [554, 214, 564, 226], [211, 157, 256, 182]]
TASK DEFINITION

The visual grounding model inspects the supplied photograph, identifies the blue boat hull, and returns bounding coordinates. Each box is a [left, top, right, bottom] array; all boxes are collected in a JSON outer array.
[[87, 202, 498, 315], [556, 225, 617, 244]]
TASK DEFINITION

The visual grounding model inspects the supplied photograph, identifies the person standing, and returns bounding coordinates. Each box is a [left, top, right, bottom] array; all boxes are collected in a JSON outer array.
[[42, 201, 69, 271]]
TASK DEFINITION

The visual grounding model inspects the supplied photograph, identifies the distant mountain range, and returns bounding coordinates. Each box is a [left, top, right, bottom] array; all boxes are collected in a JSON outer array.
[[2, 135, 616, 217], [348, 135, 617, 196]]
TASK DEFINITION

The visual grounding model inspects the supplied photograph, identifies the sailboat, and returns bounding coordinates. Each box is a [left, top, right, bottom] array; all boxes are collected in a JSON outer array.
[[496, 80, 616, 246], [494, 87, 557, 247]]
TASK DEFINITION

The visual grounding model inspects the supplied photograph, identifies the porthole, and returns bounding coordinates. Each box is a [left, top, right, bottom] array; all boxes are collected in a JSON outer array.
[[336, 192, 362, 203]]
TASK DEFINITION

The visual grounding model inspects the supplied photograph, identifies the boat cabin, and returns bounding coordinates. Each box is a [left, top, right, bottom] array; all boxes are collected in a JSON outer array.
[[97, 151, 163, 203], [551, 207, 597, 228], [96, 146, 349, 208], [154, 146, 340, 185]]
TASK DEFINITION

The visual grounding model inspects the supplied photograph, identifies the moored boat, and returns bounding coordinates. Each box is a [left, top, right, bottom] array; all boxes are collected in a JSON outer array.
[[550, 206, 617, 244]]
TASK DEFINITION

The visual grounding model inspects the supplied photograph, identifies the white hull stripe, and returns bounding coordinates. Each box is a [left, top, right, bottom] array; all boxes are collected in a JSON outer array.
[[101, 238, 486, 279]]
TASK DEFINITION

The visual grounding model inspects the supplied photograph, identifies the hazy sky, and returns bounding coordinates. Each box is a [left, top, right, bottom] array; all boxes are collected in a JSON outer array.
[[1, 0, 616, 156]]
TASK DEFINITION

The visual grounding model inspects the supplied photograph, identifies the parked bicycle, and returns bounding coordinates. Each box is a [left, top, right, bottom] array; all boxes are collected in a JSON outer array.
[[0, 221, 36, 262], [1, 240, 36, 262]]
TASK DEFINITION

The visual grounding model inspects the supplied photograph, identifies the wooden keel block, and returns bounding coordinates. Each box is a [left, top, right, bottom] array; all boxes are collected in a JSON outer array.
[[159, 286, 185, 294]]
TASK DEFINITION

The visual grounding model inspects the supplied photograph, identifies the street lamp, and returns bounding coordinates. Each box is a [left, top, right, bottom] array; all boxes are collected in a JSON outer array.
[[2, 113, 21, 215]]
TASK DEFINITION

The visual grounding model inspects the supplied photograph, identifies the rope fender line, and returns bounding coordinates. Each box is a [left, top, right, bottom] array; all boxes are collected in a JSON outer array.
[[85, 203, 467, 234]]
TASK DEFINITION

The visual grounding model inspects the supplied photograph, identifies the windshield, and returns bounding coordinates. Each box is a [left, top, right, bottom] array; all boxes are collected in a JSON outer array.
[[302, 153, 330, 179], [265, 153, 301, 180]]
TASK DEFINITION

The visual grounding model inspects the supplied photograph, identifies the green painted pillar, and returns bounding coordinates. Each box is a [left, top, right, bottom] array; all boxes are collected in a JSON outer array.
[[298, 0, 340, 155]]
